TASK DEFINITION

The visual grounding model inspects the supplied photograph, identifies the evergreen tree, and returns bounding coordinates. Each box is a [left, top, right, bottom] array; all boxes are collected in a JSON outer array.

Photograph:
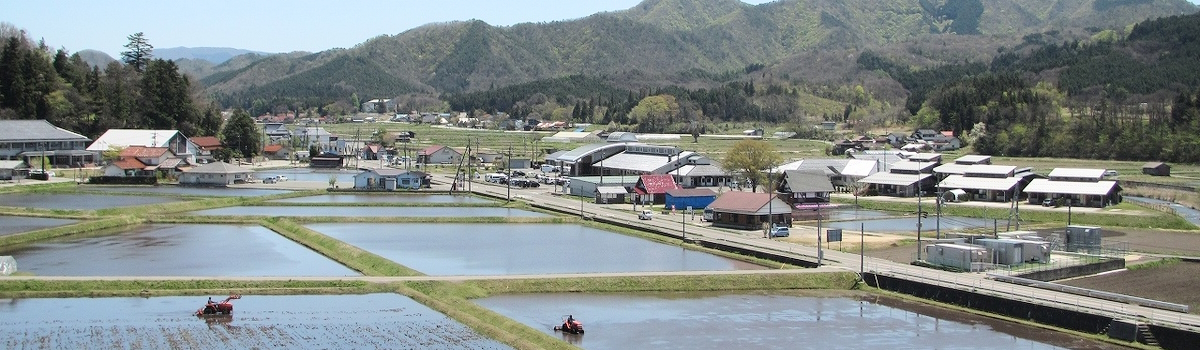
[[120, 32, 153, 72], [220, 108, 260, 161]]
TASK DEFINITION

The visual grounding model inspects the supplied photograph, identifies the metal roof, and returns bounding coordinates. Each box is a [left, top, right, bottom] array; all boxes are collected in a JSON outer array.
[[556, 143, 627, 163], [964, 165, 1016, 177], [596, 186, 629, 195], [907, 153, 942, 162], [708, 191, 792, 215], [858, 172, 932, 186], [0, 120, 90, 142], [783, 170, 835, 193], [0, 160, 28, 169], [675, 164, 727, 177], [954, 155, 992, 164], [1048, 168, 1105, 180], [665, 188, 716, 197], [597, 152, 668, 173], [841, 159, 879, 177], [938, 174, 1020, 191], [87, 129, 183, 151], [933, 163, 972, 175], [185, 161, 254, 174], [774, 158, 850, 176], [1022, 179, 1118, 196], [890, 160, 937, 173]]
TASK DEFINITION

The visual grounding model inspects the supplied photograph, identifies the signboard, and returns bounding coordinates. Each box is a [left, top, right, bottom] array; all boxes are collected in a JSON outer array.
[[826, 229, 843, 242]]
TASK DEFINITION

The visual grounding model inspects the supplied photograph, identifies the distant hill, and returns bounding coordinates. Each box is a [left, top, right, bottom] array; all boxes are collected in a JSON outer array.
[[198, 0, 1199, 106], [153, 46, 273, 64], [75, 49, 117, 68]]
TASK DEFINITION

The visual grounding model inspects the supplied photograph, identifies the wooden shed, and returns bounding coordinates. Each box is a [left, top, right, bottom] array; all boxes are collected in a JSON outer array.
[[1142, 162, 1171, 177]]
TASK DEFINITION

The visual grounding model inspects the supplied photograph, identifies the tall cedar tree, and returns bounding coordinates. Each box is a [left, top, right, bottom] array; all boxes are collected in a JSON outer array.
[[221, 109, 260, 161]]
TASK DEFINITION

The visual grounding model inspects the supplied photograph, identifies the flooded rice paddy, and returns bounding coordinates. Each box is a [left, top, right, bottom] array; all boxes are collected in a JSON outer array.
[[0, 216, 77, 236], [0, 224, 357, 276], [824, 215, 993, 233], [0, 193, 180, 210], [477, 292, 1124, 350], [308, 222, 764, 275], [84, 185, 291, 197], [189, 206, 550, 218], [0, 294, 509, 349], [271, 194, 492, 204], [253, 168, 358, 183]]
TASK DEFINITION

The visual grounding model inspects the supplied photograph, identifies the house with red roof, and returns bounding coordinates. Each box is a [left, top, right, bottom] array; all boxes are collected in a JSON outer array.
[[706, 191, 793, 230], [417, 145, 461, 165], [632, 174, 678, 205], [104, 146, 185, 178], [262, 144, 293, 160], [191, 136, 222, 163]]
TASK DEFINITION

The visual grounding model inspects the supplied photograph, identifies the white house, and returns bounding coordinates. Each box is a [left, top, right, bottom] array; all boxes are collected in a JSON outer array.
[[87, 129, 199, 164], [178, 162, 255, 186]]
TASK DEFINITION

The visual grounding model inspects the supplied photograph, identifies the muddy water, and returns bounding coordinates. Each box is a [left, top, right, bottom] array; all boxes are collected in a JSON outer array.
[[85, 185, 291, 197], [309, 222, 765, 275], [0, 193, 180, 210], [795, 209, 894, 222], [0, 294, 510, 349], [476, 291, 1125, 350], [0, 224, 358, 276], [272, 194, 493, 204], [0, 216, 77, 236], [189, 205, 549, 218]]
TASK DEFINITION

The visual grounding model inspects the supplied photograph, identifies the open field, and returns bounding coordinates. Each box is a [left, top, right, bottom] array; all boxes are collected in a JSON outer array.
[[1059, 260, 1200, 315]]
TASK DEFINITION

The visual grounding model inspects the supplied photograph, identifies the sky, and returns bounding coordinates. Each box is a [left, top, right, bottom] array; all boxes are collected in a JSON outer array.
[[3, 0, 776, 57]]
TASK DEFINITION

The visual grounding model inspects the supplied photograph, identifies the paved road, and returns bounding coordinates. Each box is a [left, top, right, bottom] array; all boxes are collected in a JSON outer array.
[[456, 175, 1200, 332]]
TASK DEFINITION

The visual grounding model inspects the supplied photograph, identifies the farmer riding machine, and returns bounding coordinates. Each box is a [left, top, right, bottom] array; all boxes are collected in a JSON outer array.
[[196, 294, 241, 316]]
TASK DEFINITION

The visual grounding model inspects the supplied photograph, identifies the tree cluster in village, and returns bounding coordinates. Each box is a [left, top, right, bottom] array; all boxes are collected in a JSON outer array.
[[0, 27, 259, 159]]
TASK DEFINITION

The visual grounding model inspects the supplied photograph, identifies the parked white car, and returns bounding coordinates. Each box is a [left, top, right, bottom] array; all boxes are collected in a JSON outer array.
[[638, 210, 653, 220]]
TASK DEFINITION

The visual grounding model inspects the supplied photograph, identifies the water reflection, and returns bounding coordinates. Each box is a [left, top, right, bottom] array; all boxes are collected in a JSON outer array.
[[0, 193, 180, 210], [189, 206, 548, 218], [271, 194, 492, 204]]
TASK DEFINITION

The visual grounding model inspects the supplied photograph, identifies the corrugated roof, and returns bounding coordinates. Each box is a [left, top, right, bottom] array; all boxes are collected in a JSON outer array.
[[841, 159, 879, 177], [1023, 179, 1118, 196], [0, 160, 27, 169], [556, 143, 627, 163], [598, 152, 668, 173], [665, 188, 716, 197], [954, 155, 991, 164], [859, 172, 931, 186], [1048, 168, 1105, 179], [637, 174, 678, 194], [890, 160, 936, 173], [708, 191, 791, 215], [907, 153, 942, 162], [783, 170, 835, 193], [964, 165, 1016, 177], [87, 129, 183, 151], [933, 163, 972, 175], [0, 120, 90, 142], [938, 174, 1020, 191]]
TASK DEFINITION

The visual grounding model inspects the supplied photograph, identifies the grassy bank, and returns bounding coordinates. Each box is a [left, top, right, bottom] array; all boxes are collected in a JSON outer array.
[[259, 217, 422, 276], [0, 216, 143, 248], [838, 198, 1197, 230]]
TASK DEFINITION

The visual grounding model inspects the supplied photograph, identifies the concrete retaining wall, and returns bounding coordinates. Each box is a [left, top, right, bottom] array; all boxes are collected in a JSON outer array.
[[1014, 259, 1125, 281]]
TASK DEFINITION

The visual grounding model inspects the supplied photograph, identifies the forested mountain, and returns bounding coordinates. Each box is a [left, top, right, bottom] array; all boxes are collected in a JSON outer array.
[[152, 47, 271, 64], [199, 0, 1197, 110]]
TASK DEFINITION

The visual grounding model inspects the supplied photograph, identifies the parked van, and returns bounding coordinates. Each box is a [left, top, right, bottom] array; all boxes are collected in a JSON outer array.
[[702, 207, 714, 222], [541, 164, 561, 173], [483, 173, 508, 183]]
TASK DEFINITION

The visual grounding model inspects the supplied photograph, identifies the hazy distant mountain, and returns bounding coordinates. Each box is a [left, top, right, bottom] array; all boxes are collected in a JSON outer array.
[[153, 47, 273, 64], [75, 49, 117, 68], [199, 0, 1199, 103]]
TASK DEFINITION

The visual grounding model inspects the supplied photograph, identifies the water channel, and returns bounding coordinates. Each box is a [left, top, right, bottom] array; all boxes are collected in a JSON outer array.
[[271, 194, 492, 204], [308, 222, 764, 275]]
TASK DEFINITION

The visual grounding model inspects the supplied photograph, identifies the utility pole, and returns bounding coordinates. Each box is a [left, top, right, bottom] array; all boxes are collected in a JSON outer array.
[[916, 159, 923, 262]]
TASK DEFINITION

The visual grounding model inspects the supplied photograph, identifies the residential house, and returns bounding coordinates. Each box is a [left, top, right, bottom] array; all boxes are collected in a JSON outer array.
[[87, 129, 198, 164], [933, 155, 993, 179], [664, 188, 717, 212], [361, 144, 383, 161], [0, 160, 30, 180], [0, 120, 95, 168], [937, 165, 1025, 202], [263, 144, 293, 161], [263, 123, 291, 141], [361, 99, 394, 113], [190, 136, 222, 163], [1143, 162, 1171, 176], [778, 170, 835, 206], [595, 186, 629, 204], [858, 156, 938, 197], [103, 157, 150, 177], [353, 168, 426, 190], [178, 161, 254, 186], [1022, 168, 1121, 208], [418, 145, 462, 165], [632, 174, 679, 205], [706, 191, 793, 230], [292, 127, 341, 153]]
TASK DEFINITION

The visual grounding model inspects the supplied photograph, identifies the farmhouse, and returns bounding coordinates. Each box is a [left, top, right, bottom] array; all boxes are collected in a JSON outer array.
[[858, 156, 938, 197], [178, 161, 254, 186], [1142, 162, 1170, 176], [353, 168, 426, 190], [778, 170, 835, 205], [706, 191, 792, 230], [937, 165, 1029, 203], [417, 145, 462, 165]]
